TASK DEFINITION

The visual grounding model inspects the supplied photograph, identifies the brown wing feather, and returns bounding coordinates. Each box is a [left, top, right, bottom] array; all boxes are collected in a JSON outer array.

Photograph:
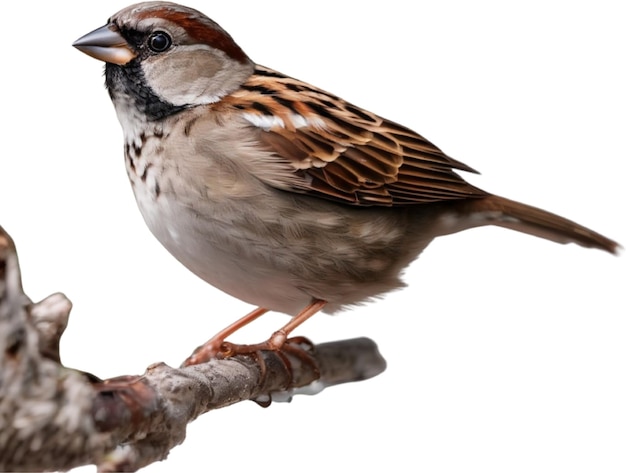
[[220, 65, 488, 206]]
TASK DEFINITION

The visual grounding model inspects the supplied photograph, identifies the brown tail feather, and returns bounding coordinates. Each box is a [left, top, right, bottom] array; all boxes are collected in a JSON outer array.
[[456, 195, 620, 254]]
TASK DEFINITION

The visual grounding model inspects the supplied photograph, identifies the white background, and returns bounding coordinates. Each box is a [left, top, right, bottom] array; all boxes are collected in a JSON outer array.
[[2, 1, 625, 472]]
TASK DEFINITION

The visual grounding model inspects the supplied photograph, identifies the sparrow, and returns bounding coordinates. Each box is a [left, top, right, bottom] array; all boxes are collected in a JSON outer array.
[[73, 1, 619, 364]]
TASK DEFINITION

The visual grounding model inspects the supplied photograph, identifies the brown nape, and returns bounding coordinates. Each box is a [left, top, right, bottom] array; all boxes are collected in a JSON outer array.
[[455, 194, 620, 254]]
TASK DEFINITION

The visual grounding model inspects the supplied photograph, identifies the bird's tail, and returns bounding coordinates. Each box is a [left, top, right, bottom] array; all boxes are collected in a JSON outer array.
[[446, 194, 620, 254]]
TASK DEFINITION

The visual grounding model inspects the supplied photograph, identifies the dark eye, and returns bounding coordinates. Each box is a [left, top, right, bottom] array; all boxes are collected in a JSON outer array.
[[147, 31, 172, 52]]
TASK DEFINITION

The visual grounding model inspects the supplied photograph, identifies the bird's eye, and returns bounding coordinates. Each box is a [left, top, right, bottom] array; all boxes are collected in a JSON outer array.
[[147, 31, 172, 52]]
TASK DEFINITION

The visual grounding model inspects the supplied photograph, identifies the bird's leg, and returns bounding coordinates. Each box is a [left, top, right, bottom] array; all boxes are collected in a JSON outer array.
[[226, 301, 327, 403], [267, 299, 326, 348], [182, 300, 327, 367], [221, 299, 327, 355], [183, 306, 268, 366]]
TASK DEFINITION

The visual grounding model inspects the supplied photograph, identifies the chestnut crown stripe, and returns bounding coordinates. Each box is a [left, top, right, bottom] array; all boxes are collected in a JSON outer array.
[[135, 7, 249, 62]]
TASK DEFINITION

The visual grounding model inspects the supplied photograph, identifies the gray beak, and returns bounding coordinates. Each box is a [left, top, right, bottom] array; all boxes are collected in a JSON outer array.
[[73, 25, 137, 65]]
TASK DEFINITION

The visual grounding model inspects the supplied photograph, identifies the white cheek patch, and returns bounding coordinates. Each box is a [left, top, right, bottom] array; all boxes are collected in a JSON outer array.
[[170, 83, 223, 105], [142, 45, 253, 107]]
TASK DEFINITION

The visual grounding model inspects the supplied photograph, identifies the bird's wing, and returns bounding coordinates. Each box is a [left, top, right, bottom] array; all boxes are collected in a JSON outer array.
[[220, 65, 487, 206]]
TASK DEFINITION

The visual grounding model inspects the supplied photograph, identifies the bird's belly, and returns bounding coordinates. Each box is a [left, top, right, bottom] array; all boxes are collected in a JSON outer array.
[[130, 173, 428, 316], [134, 191, 312, 315]]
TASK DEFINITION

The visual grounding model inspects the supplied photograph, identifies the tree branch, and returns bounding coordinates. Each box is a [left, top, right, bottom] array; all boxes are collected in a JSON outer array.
[[0, 226, 386, 472]]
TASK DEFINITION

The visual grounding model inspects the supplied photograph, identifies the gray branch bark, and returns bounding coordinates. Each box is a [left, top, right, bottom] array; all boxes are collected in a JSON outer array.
[[0, 226, 386, 472]]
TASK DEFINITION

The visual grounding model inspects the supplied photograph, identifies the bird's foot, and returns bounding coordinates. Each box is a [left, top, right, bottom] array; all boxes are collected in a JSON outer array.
[[182, 339, 226, 366], [183, 333, 319, 407], [224, 335, 320, 407], [182, 299, 327, 367], [183, 331, 319, 381]]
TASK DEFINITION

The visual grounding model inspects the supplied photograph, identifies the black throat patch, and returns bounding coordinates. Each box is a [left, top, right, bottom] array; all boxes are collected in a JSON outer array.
[[105, 61, 187, 121]]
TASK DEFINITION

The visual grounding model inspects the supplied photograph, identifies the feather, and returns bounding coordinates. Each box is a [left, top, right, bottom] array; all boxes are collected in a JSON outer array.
[[219, 65, 487, 206]]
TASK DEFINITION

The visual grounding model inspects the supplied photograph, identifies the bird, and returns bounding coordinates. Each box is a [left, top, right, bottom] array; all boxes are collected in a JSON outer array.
[[73, 1, 619, 365]]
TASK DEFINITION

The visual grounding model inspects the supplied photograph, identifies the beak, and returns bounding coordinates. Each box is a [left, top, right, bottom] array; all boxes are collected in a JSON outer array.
[[73, 25, 137, 65]]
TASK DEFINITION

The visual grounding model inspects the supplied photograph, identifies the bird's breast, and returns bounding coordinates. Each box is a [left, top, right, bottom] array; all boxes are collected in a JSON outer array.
[[118, 118, 434, 315]]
